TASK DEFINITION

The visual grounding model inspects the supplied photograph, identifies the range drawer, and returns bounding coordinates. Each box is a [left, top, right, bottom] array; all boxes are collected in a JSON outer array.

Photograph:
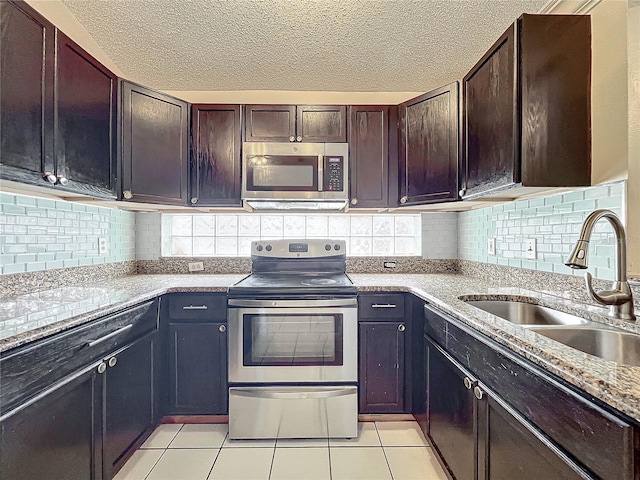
[[0, 299, 158, 416], [359, 293, 405, 319], [167, 293, 227, 321]]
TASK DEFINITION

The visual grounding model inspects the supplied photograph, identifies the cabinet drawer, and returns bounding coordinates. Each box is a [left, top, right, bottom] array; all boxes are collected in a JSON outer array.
[[359, 294, 405, 319], [167, 294, 227, 321], [0, 299, 158, 416]]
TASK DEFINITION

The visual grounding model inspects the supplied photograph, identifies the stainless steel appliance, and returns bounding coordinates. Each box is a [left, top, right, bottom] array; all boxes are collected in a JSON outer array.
[[227, 239, 358, 439], [241, 142, 349, 210]]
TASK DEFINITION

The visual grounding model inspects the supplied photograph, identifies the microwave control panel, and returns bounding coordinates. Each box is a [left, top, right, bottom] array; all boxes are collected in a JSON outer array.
[[324, 156, 344, 191]]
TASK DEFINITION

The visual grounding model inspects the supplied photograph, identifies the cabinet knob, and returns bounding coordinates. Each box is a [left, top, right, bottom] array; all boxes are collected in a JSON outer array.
[[97, 362, 107, 374], [57, 176, 69, 186], [400, 195, 408, 204], [123, 190, 133, 200], [463, 377, 473, 390], [351, 198, 358, 205], [219, 324, 227, 333], [398, 324, 406, 332], [473, 386, 484, 400], [190, 197, 198, 205], [459, 188, 467, 197], [43, 172, 57, 184], [107, 356, 117, 368], [296, 136, 302, 142], [289, 136, 295, 142]]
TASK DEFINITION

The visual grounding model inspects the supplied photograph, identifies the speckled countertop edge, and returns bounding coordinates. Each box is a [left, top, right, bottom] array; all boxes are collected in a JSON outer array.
[[2, 272, 640, 423]]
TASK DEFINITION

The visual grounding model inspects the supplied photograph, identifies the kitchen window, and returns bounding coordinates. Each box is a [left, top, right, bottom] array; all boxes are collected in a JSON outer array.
[[161, 213, 421, 256]]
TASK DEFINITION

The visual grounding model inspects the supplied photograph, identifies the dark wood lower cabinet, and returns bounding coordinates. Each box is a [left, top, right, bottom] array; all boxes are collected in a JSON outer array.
[[104, 332, 156, 478], [0, 364, 101, 480], [168, 322, 228, 414], [359, 321, 405, 413]]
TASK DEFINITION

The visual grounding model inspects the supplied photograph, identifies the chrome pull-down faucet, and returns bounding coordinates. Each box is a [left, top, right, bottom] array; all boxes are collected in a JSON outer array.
[[565, 209, 636, 321]]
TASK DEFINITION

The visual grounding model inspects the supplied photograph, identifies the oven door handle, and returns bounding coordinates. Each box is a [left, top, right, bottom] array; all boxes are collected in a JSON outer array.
[[230, 387, 356, 400], [227, 298, 357, 308]]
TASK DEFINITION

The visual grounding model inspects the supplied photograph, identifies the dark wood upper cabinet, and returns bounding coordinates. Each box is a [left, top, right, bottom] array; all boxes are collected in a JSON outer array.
[[0, 1, 116, 198], [121, 81, 189, 205], [398, 82, 459, 206], [461, 14, 591, 199], [348, 106, 396, 208], [190, 104, 242, 206], [55, 31, 117, 197], [245, 105, 346, 142]]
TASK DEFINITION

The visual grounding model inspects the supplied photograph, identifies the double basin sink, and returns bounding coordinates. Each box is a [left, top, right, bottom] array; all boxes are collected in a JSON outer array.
[[466, 300, 640, 367]]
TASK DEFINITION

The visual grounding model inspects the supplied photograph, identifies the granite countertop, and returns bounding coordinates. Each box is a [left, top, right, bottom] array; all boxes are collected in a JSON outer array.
[[2, 272, 640, 423]]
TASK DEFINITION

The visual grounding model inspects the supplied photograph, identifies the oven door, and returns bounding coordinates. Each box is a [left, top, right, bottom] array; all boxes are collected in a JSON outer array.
[[228, 298, 358, 383]]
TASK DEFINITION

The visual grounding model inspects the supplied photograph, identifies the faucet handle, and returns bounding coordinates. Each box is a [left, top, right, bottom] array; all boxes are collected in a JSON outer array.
[[584, 272, 635, 305]]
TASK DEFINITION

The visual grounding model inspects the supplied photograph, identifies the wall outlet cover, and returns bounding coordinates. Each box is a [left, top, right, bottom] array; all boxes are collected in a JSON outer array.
[[525, 239, 537, 259], [383, 261, 397, 269], [188, 261, 205, 272], [487, 237, 496, 256], [98, 238, 108, 255]]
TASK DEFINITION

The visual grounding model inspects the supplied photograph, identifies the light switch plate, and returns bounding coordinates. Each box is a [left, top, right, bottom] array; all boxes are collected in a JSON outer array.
[[487, 237, 496, 256], [525, 239, 537, 259]]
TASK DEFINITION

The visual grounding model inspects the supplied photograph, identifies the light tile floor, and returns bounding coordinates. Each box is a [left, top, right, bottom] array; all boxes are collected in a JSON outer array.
[[114, 421, 449, 480]]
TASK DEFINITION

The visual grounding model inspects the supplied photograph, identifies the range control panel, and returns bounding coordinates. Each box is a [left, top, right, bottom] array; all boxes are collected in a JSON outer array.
[[323, 156, 344, 192], [251, 239, 346, 258]]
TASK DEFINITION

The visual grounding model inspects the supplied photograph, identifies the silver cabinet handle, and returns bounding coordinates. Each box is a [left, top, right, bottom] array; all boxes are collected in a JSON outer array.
[[289, 136, 295, 142], [474, 386, 484, 400], [232, 388, 355, 400], [372, 304, 397, 308], [86, 324, 133, 347], [219, 324, 226, 332], [190, 197, 198, 204], [296, 136, 302, 142], [123, 190, 133, 200], [97, 362, 107, 374], [182, 304, 208, 310], [459, 187, 467, 197], [107, 356, 117, 368], [398, 324, 406, 332], [400, 195, 408, 204], [351, 198, 358, 205], [463, 377, 473, 390], [57, 175, 69, 186]]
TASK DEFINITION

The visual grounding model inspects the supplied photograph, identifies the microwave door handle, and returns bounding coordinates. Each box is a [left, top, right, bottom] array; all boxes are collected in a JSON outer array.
[[318, 154, 323, 192]]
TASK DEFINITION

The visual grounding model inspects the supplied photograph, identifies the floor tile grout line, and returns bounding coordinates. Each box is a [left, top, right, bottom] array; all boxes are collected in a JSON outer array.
[[142, 447, 168, 480], [327, 442, 333, 480], [205, 432, 227, 480], [267, 441, 277, 480]]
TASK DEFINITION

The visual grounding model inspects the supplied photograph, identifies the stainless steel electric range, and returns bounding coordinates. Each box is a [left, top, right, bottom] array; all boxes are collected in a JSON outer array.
[[227, 239, 358, 440]]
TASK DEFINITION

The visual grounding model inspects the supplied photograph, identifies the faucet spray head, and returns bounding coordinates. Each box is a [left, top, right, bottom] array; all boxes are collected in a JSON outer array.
[[565, 240, 590, 269]]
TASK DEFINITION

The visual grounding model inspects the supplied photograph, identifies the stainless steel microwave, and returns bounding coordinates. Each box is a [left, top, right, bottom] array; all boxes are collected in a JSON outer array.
[[242, 142, 349, 208]]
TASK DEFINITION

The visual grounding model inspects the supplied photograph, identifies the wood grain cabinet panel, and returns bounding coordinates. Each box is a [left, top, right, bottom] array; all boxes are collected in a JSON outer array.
[[121, 81, 189, 205], [399, 82, 459, 205], [461, 14, 591, 199], [190, 104, 242, 206], [348, 106, 394, 208], [245, 105, 346, 142]]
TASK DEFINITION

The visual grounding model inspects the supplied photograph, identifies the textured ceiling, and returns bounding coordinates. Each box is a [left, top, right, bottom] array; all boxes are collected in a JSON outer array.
[[61, 0, 550, 92]]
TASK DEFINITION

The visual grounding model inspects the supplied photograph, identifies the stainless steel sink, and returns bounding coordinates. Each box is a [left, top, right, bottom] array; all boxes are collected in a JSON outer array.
[[466, 300, 589, 326], [529, 327, 640, 367]]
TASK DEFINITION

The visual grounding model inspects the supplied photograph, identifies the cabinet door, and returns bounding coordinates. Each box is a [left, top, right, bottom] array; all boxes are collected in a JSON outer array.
[[399, 82, 459, 205], [425, 336, 476, 480], [244, 105, 296, 142], [121, 81, 189, 204], [56, 31, 117, 198], [478, 384, 589, 480], [0, 0, 55, 183], [297, 105, 347, 142], [359, 321, 405, 413], [461, 25, 517, 199], [168, 323, 228, 414], [348, 106, 390, 208], [190, 104, 242, 206], [0, 364, 101, 480], [103, 332, 156, 478]]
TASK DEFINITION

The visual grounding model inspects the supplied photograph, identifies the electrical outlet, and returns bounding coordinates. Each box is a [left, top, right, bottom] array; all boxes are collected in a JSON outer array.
[[383, 261, 397, 269], [525, 239, 537, 259], [188, 261, 204, 272], [487, 237, 496, 256], [98, 238, 108, 255]]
